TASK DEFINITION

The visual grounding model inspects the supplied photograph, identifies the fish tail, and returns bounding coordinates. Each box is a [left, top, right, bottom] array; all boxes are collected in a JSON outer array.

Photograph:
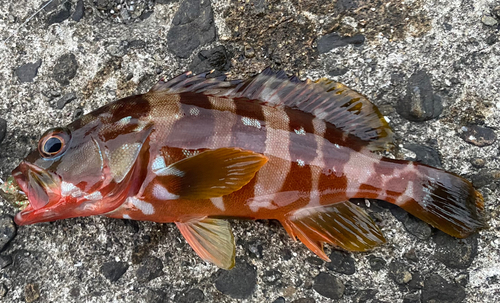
[[395, 163, 486, 238]]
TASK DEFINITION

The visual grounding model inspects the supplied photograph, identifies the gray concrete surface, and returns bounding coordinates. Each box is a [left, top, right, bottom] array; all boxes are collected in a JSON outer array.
[[0, 0, 498, 302]]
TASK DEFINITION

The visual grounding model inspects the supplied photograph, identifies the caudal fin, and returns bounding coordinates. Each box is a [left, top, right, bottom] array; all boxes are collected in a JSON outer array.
[[398, 164, 486, 238]]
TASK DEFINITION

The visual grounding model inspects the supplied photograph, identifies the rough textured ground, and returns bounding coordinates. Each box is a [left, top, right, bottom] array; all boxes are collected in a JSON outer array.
[[0, 0, 499, 302]]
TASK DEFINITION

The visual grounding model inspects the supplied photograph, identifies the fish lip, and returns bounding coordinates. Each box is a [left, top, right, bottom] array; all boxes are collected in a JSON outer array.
[[12, 161, 62, 225]]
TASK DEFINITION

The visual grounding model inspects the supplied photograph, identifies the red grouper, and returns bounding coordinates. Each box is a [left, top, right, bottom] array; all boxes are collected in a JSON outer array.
[[2, 69, 486, 269]]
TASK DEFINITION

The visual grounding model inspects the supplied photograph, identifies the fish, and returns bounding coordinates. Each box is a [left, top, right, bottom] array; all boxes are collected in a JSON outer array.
[[2, 68, 486, 269]]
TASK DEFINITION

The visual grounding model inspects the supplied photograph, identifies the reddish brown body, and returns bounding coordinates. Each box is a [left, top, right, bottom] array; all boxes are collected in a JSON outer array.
[[8, 70, 485, 269]]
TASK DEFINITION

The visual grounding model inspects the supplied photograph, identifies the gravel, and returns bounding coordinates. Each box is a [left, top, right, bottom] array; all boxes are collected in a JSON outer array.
[[0, 0, 499, 302]]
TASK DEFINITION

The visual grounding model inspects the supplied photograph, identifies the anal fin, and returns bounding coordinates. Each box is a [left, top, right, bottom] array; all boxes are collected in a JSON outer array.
[[283, 201, 386, 260], [176, 218, 235, 269]]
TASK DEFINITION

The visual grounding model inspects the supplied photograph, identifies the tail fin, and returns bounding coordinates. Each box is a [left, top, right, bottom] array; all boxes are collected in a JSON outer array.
[[398, 164, 486, 238]]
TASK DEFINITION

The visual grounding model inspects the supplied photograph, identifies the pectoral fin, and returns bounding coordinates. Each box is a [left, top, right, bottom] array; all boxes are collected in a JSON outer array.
[[283, 201, 386, 260], [149, 148, 267, 200], [176, 218, 235, 269]]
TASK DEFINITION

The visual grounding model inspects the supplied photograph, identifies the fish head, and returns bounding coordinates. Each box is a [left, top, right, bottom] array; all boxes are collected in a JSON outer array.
[[11, 105, 153, 225]]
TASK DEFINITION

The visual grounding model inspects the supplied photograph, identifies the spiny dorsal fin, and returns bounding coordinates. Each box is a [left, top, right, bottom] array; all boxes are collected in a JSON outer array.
[[176, 218, 235, 269], [283, 201, 386, 260], [149, 68, 393, 151]]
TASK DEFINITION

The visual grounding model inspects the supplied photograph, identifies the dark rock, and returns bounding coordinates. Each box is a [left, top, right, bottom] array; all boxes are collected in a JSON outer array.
[[0, 215, 16, 251], [421, 274, 465, 303], [174, 288, 205, 303], [15, 60, 42, 83], [73, 108, 84, 120], [353, 289, 378, 303], [317, 32, 365, 53], [25, 283, 40, 303], [47, 2, 71, 25], [470, 158, 486, 168], [408, 272, 424, 290], [56, 92, 77, 109], [0, 254, 12, 269], [306, 256, 323, 266], [486, 34, 498, 45], [246, 239, 264, 259], [397, 70, 443, 122], [282, 248, 293, 260], [402, 215, 432, 240], [460, 125, 497, 147], [312, 272, 344, 299], [291, 298, 315, 303], [100, 261, 129, 282], [328, 67, 349, 76], [262, 270, 282, 285], [215, 260, 257, 299], [52, 53, 78, 85], [0, 118, 6, 144], [189, 45, 231, 76], [335, 0, 360, 13], [433, 231, 478, 269], [42, 0, 62, 12], [403, 293, 421, 303], [273, 297, 286, 303], [72, 0, 84, 21], [368, 256, 386, 271], [136, 256, 164, 282], [0, 283, 7, 297], [390, 206, 409, 222], [144, 289, 167, 303], [389, 208, 431, 240], [129, 39, 147, 49], [388, 260, 412, 285], [404, 143, 442, 168], [471, 170, 500, 188], [404, 249, 419, 262], [326, 250, 356, 275], [443, 23, 452, 31], [167, 0, 216, 58]]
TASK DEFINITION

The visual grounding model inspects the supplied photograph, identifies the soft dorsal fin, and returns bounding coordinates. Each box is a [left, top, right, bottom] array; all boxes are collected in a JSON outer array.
[[176, 218, 235, 269], [282, 201, 386, 260], [149, 69, 393, 151], [144, 148, 268, 200]]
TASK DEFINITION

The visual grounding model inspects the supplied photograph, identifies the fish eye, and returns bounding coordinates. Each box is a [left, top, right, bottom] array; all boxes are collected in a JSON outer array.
[[38, 128, 71, 158]]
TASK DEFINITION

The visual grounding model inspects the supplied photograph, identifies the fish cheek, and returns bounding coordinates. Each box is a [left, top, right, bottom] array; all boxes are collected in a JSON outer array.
[[55, 139, 104, 192]]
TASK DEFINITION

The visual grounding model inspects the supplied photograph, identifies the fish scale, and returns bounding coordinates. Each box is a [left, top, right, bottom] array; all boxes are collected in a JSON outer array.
[[3, 69, 486, 270]]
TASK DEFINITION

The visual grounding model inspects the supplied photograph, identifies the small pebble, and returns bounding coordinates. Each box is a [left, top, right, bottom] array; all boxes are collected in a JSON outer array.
[[388, 260, 412, 285], [460, 125, 496, 147], [481, 16, 498, 26], [25, 283, 40, 303], [262, 270, 282, 285], [368, 256, 386, 271], [0, 283, 7, 297], [56, 92, 77, 109], [326, 250, 356, 275], [470, 158, 486, 168]]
